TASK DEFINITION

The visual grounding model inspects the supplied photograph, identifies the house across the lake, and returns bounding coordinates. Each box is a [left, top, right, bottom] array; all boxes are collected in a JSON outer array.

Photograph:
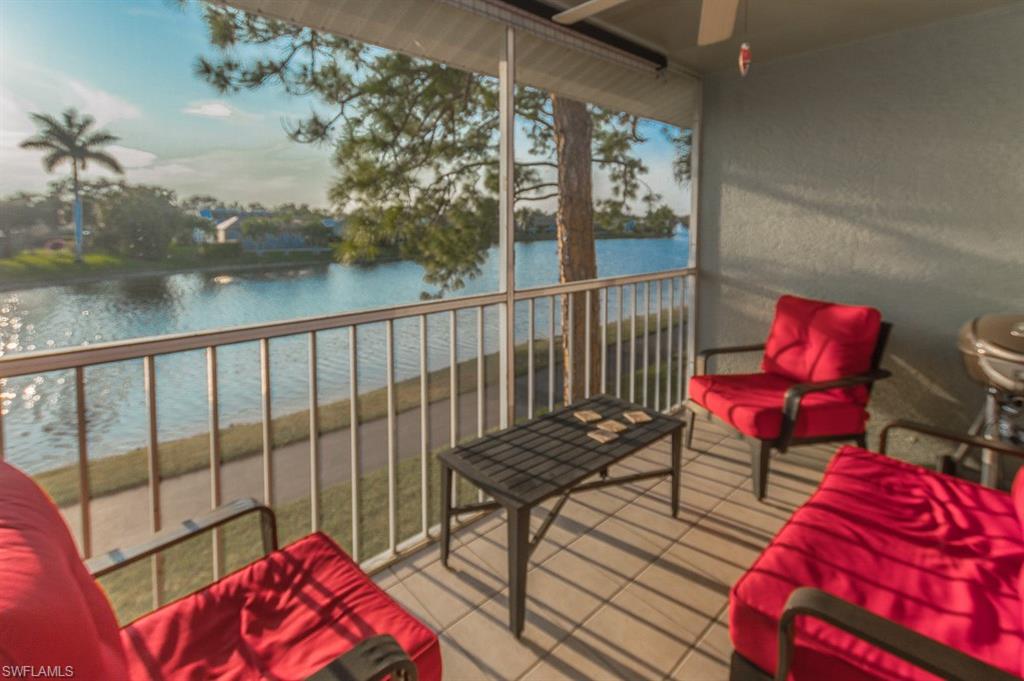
[[205, 208, 338, 253]]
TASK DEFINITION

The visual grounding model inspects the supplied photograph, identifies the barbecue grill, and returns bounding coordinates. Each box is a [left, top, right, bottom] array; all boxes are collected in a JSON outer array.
[[955, 314, 1024, 485]]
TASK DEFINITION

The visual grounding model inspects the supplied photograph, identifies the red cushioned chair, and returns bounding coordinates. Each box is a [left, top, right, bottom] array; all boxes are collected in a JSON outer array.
[[685, 294, 892, 500], [728, 422, 1024, 681], [0, 461, 441, 681]]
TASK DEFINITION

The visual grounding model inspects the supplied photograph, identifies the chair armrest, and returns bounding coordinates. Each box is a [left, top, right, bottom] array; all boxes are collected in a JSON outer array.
[[695, 343, 765, 375], [776, 588, 1017, 681], [307, 634, 418, 681], [879, 420, 1024, 460], [782, 369, 892, 421], [85, 498, 277, 579]]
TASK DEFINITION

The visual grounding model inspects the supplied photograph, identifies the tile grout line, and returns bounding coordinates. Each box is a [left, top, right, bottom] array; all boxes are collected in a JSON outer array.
[[514, 428, 748, 681], [390, 448, 675, 640]]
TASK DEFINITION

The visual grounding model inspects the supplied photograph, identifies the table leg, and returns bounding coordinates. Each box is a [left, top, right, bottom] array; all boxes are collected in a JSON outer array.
[[440, 463, 452, 567], [507, 506, 530, 638], [671, 427, 682, 518]]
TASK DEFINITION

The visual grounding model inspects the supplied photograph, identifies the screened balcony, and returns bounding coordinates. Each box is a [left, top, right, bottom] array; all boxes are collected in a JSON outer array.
[[0, 0, 1021, 680]]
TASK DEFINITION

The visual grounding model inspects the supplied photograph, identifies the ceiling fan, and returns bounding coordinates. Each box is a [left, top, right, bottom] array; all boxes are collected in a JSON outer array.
[[551, 0, 741, 46]]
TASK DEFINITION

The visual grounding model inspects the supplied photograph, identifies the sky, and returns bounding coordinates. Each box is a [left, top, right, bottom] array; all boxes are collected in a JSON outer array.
[[0, 0, 688, 212]]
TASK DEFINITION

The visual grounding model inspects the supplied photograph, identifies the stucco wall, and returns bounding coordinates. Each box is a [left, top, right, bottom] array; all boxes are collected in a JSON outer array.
[[696, 5, 1024, 457]]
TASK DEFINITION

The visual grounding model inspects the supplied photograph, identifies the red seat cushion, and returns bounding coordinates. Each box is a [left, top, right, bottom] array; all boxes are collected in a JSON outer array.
[[689, 373, 868, 439], [730, 447, 1024, 680], [0, 462, 128, 678], [762, 295, 881, 402], [121, 532, 442, 681]]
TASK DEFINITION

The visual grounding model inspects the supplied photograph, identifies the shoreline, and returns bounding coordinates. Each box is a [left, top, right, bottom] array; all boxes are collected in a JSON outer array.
[[0, 256, 332, 293], [0, 231, 684, 293]]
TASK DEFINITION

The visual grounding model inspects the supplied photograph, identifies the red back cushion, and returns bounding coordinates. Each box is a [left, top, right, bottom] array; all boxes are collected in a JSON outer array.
[[762, 295, 882, 390], [0, 462, 127, 677]]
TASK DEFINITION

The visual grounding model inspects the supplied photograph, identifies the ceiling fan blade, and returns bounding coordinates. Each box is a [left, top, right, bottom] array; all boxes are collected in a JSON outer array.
[[698, 0, 741, 45], [552, 0, 633, 25]]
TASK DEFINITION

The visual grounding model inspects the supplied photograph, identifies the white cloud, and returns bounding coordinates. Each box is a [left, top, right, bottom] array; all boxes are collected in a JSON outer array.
[[65, 79, 141, 125], [106, 145, 157, 169], [182, 100, 235, 117]]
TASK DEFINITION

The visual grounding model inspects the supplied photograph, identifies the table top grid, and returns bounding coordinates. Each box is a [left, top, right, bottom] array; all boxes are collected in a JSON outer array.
[[439, 395, 682, 507]]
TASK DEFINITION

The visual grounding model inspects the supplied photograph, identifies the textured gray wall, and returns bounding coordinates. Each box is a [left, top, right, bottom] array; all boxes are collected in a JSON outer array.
[[697, 5, 1024, 456]]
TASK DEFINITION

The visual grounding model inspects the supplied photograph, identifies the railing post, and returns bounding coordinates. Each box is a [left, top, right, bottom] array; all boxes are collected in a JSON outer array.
[[498, 25, 516, 428], [385, 320, 397, 555], [0, 389, 5, 462], [601, 288, 608, 395], [308, 332, 321, 534], [259, 338, 273, 507], [527, 299, 535, 419], [548, 296, 556, 411], [642, 282, 649, 406], [206, 346, 223, 579], [143, 356, 162, 607], [348, 326, 361, 562], [419, 315, 429, 537], [655, 280, 662, 411], [74, 366, 91, 559], [584, 289, 591, 399]]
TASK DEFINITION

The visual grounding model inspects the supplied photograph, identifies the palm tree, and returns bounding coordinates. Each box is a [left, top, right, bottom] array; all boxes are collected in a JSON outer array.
[[20, 108, 124, 261]]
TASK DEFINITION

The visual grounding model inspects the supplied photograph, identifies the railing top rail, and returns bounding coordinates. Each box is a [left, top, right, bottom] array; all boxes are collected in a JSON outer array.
[[513, 268, 693, 300], [0, 268, 694, 378]]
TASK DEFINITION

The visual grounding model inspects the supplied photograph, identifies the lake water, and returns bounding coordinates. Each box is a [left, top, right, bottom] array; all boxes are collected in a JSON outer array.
[[0, 235, 688, 473]]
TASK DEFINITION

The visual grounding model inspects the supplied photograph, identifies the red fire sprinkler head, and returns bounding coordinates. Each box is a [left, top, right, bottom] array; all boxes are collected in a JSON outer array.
[[738, 42, 751, 77]]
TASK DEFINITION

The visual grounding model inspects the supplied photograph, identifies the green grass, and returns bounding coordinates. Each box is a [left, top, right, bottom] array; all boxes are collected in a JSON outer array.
[[38, 311, 687, 508], [35, 311, 686, 622], [0, 247, 332, 287]]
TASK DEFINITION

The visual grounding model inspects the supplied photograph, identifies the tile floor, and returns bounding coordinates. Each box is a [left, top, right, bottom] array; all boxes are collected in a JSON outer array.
[[374, 416, 837, 680]]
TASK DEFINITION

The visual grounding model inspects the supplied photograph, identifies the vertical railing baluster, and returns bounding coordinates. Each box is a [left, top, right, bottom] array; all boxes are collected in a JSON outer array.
[[477, 307, 485, 438], [259, 338, 273, 507], [476, 307, 485, 503], [616, 286, 623, 398], [75, 366, 91, 559], [143, 356, 161, 608], [206, 347, 223, 579], [630, 285, 637, 403], [584, 289, 592, 399], [655, 280, 663, 412], [601, 288, 608, 395], [667, 280, 674, 409], [0, 392, 5, 462], [385, 320, 397, 555], [449, 310, 459, 506], [449, 310, 458, 448], [548, 295, 555, 412], [527, 298, 535, 419], [308, 332, 320, 533], [642, 282, 650, 406], [419, 315, 429, 538], [678, 277, 686, 403], [348, 326, 360, 562], [567, 293, 574, 403]]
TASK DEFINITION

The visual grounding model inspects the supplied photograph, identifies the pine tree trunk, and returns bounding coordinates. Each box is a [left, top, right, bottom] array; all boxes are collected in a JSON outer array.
[[552, 95, 600, 403]]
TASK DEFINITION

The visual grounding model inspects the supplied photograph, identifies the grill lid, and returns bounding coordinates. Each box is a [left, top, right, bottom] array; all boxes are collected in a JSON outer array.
[[958, 314, 1024, 395]]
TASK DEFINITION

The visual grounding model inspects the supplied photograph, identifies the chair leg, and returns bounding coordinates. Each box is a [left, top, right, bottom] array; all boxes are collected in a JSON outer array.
[[751, 441, 772, 501]]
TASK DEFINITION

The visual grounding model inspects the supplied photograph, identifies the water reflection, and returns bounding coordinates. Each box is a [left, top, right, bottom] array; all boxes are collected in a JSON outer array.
[[3, 236, 688, 472]]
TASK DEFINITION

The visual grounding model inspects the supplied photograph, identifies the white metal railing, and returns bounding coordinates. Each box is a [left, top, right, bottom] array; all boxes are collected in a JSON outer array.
[[0, 267, 693, 610]]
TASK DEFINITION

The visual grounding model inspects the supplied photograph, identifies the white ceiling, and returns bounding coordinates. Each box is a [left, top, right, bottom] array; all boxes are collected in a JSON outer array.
[[545, 0, 1018, 74]]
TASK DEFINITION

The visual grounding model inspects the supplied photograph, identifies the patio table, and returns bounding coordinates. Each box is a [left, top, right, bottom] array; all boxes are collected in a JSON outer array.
[[438, 394, 684, 637]]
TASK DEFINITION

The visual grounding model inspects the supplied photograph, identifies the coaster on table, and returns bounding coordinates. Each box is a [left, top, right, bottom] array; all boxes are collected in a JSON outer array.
[[573, 409, 602, 424], [623, 410, 652, 424], [597, 419, 627, 433], [588, 429, 618, 444]]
